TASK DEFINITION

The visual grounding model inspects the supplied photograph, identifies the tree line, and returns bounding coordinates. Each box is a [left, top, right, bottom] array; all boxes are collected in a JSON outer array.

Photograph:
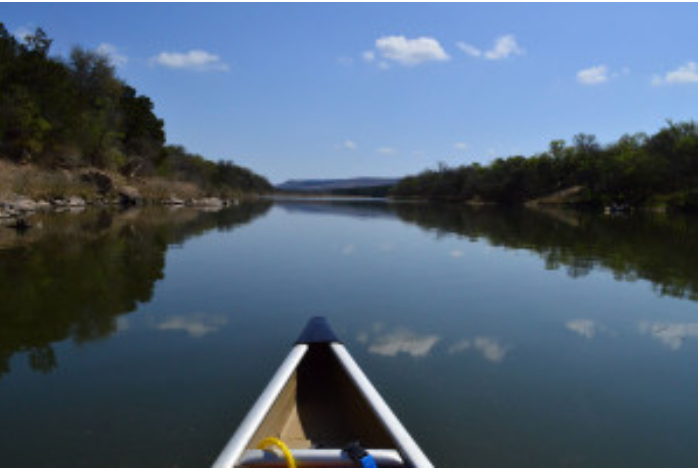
[[0, 24, 272, 195], [391, 121, 697, 211]]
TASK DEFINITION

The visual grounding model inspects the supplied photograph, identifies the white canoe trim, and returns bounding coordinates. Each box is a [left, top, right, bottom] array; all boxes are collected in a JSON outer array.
[[331, 343, 434, 468], [238, 448, 404, 467], [212, 344, 309, 468], [212, 334, 434, 468]]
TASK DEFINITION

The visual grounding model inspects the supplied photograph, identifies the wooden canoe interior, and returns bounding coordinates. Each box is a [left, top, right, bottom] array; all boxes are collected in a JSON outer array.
[[242, 344, 396, 466]]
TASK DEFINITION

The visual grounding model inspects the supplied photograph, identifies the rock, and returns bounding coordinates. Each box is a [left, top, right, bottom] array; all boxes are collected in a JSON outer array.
[[4, 196, 37, 213], [80, 170, 114, 194], [163, 196, 185, 206], [66, 196, 86, 207], [35, 200, 51, 210], [193, 197, 223, 207], [118, 186, 142, 206], [52, 198, 68, 207]]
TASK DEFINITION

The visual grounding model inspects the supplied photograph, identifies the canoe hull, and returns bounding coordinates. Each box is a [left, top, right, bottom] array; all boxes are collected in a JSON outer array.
[[213, 318, 433, 468]]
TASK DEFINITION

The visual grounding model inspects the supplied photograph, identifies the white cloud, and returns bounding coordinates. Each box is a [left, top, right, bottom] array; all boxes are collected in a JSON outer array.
[[362, 50, 376, 62], [639, 322, 697, 350], [577, 65, 609, 85], [335, 140, 358, 151], [456, 42, 482, 58], [97, 43, 128, 67], [374, 35, 450, 66], [151, 50, 229, 71], [377, 146, 397, 155], [368, 329, 441, 357], [566, 319, 597, 339], [484, 35, 524, 60], [13, 24, 35, 42], [341, 244, 355, 255], [155, 313, 227, 338], [454, 142, 468, 150], [652, 62, 698, 86]]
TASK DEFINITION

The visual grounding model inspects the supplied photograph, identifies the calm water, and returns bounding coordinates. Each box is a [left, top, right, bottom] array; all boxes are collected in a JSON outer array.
[[0, 200, 696, 467]]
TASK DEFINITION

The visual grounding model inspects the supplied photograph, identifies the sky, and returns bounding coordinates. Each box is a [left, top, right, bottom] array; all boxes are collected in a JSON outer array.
[[2, 3, 698, 183]]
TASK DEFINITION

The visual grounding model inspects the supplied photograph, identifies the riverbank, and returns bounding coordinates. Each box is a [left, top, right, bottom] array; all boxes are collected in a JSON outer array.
[[388, 185, 697, 214], [0, 160, 259, 224]]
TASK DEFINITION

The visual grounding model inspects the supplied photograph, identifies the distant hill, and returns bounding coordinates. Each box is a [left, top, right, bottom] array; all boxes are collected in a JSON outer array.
[[276, 177, 400, 192]]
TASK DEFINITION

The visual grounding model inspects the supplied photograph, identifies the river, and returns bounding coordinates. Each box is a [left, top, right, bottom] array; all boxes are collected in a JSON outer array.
[[0, 200, 696, 467]]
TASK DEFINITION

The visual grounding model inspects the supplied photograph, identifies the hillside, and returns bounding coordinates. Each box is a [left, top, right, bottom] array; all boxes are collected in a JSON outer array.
[[0, 24, 272, 199]]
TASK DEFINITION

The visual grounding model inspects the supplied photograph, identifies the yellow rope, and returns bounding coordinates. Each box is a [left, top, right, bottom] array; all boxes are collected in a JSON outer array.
[[256, 437, 297, 468]]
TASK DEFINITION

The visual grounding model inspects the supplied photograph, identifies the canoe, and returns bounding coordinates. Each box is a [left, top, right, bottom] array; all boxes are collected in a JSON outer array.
[[213, 317, 433, 468]]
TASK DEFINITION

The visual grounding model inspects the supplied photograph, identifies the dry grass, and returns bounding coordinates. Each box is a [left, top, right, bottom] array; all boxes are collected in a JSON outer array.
[[0, 160, 92, 200], [133, 177, 201, 201], [0, 160, 207, 202]]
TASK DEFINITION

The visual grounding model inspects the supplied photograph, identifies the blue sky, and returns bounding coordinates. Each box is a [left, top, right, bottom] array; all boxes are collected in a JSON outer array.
[[2, 3, 698, 183]]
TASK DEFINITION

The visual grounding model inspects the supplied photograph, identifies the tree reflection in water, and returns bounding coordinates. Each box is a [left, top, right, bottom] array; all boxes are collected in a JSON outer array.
[[0, 203, 272, 378], [390, 203, 697, 300], [276, 200, 696, 301]]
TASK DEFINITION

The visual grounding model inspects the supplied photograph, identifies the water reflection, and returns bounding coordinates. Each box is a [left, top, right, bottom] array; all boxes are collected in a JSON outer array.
[[357, 325, 513, 363], [358, 326, 441, 358], [279, 200, 696, 300], [154, 313, 228, 338], [566, 319, 598, 339], [0, 202, 271, 379], [639, 321, 698, 350], [274, 199, 396, 220], [391, 203, 697, 300], [448, 337, 511, 363]]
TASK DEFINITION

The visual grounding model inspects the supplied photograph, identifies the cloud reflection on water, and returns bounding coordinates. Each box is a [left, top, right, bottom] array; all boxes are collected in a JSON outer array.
[[639, 322, 698, 350], [368, 328, 441, 357], [566, 319, 598, 339], [448, 337, 511, 363], [360, 325, 511, 363], [155, 313, 227, 338]]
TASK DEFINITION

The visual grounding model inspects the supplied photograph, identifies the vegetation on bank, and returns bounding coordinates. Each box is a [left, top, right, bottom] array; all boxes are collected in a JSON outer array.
[[0, 24, 272, 198], [391, 121, 698, 211]]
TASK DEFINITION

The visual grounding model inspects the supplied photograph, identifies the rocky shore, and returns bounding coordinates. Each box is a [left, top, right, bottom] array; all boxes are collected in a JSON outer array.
[[0, 163, 248, 228], [0, 191, 239, 228]]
